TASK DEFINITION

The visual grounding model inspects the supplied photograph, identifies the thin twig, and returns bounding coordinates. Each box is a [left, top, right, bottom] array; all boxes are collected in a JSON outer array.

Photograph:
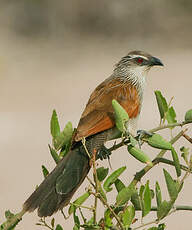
[[94, 192, 124, 230], [86, 175, 96, 189], [61, 209, 69, 219], [92, 149, 98, 225], [38, 218, 53, 230], [79, 208, 87, 224], [81, 137, 91, 158], [136, 205, 192, 211], [182, 133, 192, 144], [133, 204, 192, 230], [149, 121, 191, 133], [69, 203, 94, 211], [132, 219, 158, 230], [155, 157, 191, 173]]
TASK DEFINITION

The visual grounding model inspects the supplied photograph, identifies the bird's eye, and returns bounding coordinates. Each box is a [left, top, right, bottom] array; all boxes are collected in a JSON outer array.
[[136, 57, 144, 64]]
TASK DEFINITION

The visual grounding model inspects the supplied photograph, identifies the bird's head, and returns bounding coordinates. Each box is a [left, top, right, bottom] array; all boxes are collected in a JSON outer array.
[[114, 50, 163, 82]]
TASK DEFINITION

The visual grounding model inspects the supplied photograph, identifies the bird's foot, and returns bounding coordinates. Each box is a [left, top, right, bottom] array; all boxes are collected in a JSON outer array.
[[97, 145, 112, 160], [136, 130, 153, 148]]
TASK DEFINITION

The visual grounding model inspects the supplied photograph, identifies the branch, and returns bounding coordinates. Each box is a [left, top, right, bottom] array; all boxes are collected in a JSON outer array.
[[130, 129, 187, 187], [154, 157, 191, 172], [149, 121, 191, 133], [132, 205, 192, 230], [108, 121, 191, 153], [2, 209, 26, 230], [182, 133, 192, 144], [92, 149, 98, 224], [95, 192, 124, 230]]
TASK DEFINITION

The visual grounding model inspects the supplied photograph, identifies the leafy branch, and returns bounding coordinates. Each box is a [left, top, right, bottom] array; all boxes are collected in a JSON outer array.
[[1, 91, 192, 230]]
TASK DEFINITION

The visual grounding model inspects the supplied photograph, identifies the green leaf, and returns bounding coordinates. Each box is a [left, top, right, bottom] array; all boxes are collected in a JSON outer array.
[[59, 141, 71, 158], [96, 167, 109, 182], [98, 183, 107, 202], [68, 192, 90, 215], [155, 182, 162, 208], [73, 225, 79, 230], [130, 135, 138, 146], [73, 209, 80, 230], [180, 146, 189, 164], [127, 145, 153, 166], [175, 180, 183, 193], [81, 224, 100, 229], [163, 169, 178, 201], [185, 109, 192, 122], [62, 121, 73, 144], [41, 165, 49, 178], [122, 205, 135, 228], [103, 166, 126, 192], [5, 210, 14, 220], [157, 200, 173, 220], [154, 91, 168, 120], [142, 181, 151, 217], [104, 209, 113, 229], [147, 224, 166, 230], [171, 148, 181, 177], [85, 217, 94, 226], [50, 110, 60, 138], [114, 178, 126, 193], [139, 185, 145, 198], [55, 224, 63, 230], [51, 218, 55, 228], [1, 211, 20, 230], [157, 223, 166, 230], [116, 184, 135, 206], [146, 134, 172, 150], [48, 145, 60, 164], [150, 189, 155, 199], [131, 189, 141, 209], [166, 106, 177, 125], [112, 99, 129, 133], [54, 121, 73, 150]]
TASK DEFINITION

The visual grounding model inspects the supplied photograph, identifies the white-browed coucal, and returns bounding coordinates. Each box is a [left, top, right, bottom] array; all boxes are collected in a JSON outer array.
[[23, 50, 163, 217]]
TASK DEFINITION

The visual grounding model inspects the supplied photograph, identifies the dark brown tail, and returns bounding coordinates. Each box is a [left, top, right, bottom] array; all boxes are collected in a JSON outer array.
[[23, 144, 90, 217]]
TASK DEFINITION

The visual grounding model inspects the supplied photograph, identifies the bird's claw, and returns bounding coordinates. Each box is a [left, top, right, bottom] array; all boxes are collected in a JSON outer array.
[[136, 130, 153, 148], [97, 145, 112, 160]]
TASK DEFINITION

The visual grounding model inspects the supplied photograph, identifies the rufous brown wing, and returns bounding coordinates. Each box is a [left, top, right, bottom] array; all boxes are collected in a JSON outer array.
[[75, 77, 140, 141]]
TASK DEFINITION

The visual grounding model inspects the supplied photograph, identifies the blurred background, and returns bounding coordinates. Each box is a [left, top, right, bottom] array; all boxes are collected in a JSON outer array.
[[0, 0, 192, 229]]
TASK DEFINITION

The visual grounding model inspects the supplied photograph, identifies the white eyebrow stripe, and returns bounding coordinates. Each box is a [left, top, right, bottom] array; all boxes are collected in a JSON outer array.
[[129, 54, 149, 60]]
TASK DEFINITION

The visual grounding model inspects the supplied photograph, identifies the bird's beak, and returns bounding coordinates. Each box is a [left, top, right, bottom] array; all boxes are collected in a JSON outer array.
[[150, 56, 164, 66]]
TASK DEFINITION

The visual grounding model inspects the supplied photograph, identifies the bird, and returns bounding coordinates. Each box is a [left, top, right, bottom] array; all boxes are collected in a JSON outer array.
[[23, 50, 163, 217]]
